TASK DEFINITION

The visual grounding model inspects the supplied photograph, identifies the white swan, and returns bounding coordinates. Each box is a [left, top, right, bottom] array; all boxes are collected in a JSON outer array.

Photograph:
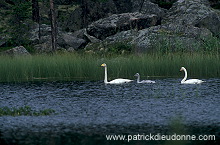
[[101, 63, 133, 84], [180, 67, 204, 84], [134, 73, 155, 83]]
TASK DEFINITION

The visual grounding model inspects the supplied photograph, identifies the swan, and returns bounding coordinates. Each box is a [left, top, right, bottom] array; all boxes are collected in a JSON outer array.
[[101, 63, 133, 84], [180, 67, 204, 84], [134, 73, 155, 83]]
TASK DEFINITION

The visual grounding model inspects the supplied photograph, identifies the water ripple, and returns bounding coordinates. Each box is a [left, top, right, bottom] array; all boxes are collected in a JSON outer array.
[[0, 79, 219, 138]]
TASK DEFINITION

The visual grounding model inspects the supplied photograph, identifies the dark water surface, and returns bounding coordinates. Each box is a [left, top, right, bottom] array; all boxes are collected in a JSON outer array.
[[0, 78, 219, 144]]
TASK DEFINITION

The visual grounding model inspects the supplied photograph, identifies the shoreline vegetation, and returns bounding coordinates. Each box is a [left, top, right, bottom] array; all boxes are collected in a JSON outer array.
[[0, 106, 55, 116], [0, 52, 219, 83]]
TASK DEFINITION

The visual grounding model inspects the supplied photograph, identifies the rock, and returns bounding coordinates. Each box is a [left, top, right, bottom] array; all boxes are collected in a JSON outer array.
[[131, 24, 213, 53], [11, 0, 220, 53], [1, 46, 30, 56], [163, 0, 220, 37], [140, 0, 167, 17], [87, 12, 160, 40], [0, 36, 7, 47], [105, 30, 139, 43], [99, 20, 213, 53], [58, 33, 87, 50], [131, 0, 145, 12], [57, 0, 168, 32], [72, 29, 87, 39], [29, 24, 88, 52], [159, 23, 212, 39], [84, 31, 101, 43], [125, 0, 220, 53], [84, 30, 138, 52], [58, 0, 117, 32], [29, 23, 52, 44], [33, 41, 53, 53], [195, 11, 220, 37], [66, 47, 75, 52]]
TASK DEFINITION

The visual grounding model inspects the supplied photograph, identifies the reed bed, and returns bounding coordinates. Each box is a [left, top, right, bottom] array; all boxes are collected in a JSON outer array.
[[0, 53, 219, 82]]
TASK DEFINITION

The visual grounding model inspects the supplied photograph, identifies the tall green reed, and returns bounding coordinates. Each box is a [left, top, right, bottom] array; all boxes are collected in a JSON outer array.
[[0, 53, 219, 82]]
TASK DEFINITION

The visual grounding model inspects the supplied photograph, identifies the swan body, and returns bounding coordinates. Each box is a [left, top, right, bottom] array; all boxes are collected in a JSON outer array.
[[180, 67, 204, 84], [101, 63, 133, 84], [134, 73, 155, 83]]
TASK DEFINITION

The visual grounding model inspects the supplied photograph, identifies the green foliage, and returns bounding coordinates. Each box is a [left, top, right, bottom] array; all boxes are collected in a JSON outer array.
[[210, 0, 220, 9], [202, 36, 220, 53], [154, 34, 220, 55], [155, 37, 189, 54], [0, 106, 55, 116], [11, 0, 32, 21], [7, 0, 32, 46], [0, 46, 13, 52], [107, 42, 133, 54], [212, 4, 220, 9]]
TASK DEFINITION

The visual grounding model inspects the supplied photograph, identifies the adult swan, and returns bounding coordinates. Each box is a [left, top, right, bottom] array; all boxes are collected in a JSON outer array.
[[180, 67, 204, 84], [101, 63, 133, 84]]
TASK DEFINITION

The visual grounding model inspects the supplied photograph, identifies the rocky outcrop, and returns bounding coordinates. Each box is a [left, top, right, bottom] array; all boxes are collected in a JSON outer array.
[[58, 0, 117, 31], [29, 24, 52, 44], [1, 46, 30, 56], [86, 12, 160, 40], [131, 25, 212, 53], [19, 0, 220, 53], [57, 0, 169, 32], [129, 0, 220, 52], [29, 24, 87, 52], [163, 0, 220, 37], [84, 0, 220, 53]]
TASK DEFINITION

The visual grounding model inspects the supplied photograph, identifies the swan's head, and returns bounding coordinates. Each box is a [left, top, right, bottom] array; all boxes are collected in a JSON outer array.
[[101, 63, 107, 67], [134, 73, 140, 77], [180, 67, 186, 72]]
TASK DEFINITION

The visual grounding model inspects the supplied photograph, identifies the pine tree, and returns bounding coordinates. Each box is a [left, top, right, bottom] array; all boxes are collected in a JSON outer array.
[[50, 0, 57, 52], [8, 0, 32, 46]]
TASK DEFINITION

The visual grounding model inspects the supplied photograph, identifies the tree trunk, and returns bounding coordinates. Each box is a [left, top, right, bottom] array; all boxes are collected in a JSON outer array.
[[32, 0, 41, 41], [32, 0, 39, 23], [81, 0, 88, 28], [50, 0, 57, 52]]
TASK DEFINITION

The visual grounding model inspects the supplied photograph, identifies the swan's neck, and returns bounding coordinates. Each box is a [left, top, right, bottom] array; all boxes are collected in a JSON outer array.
[[181, 68, 187, 83], [104, 67, 108, 84], [136, 75, 140, 83]]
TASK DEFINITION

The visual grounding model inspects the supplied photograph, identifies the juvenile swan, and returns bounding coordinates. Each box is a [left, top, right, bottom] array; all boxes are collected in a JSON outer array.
[[134, 73, 155, 83], [101, 63, 133, 84], [180, 67, 204, 84]]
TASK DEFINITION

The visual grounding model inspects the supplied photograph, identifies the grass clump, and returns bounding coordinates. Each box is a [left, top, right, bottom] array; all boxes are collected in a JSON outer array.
[[0, 106, 55, 116]]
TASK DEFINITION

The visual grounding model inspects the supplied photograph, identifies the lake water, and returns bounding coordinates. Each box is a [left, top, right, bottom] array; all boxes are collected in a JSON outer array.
[[0, 78, 219, 145]]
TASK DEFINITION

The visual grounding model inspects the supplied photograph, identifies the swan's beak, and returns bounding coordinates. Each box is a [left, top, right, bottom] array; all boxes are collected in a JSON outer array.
[[101, 64, 105, 67], [180, 68, 183, 72]]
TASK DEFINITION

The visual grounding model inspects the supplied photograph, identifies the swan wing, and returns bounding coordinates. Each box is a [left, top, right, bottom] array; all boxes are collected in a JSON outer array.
[[182, 79, 204, 84], [108, 78, 133, 84], [139, 80, 156, 83]]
